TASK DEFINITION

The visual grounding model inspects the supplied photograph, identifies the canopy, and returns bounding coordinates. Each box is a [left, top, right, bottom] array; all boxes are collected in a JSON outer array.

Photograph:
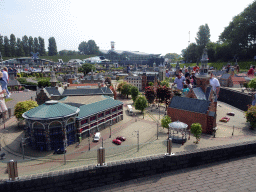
[[168, 121, 188, 132]]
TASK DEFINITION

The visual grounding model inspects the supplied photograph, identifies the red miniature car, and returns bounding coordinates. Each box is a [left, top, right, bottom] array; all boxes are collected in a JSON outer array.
[[112, 139, 122, 145], [116, 136, 126, 141], [219, 117, 230, 122]]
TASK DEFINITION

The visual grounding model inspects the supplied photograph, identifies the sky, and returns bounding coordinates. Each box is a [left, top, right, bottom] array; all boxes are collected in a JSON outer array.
[[0, 0, 255, 56]]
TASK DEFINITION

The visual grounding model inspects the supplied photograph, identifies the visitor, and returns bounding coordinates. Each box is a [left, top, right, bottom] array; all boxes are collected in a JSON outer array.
[[186, 79, 192, 89], [252, 92, 256, 106], [179, 69, 184, 76], [195, 69, 199, 76], [209, 72, 220, 98], [172, 74, 185, 90], [184, 68, 190, 79], [0, 67, 11, 98], [191, 72, 197, 86], [0, 72, 8, 119], [236, 65, 240, 73], [226, 65, 230, 73], [165, 70, 170, 78], [247, 66, 255, 77], [193, 65, 199, 72], [182, 84, 190, 96]]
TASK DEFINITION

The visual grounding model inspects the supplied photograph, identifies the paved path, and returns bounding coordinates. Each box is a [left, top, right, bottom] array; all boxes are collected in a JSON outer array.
[[85, 154, 256, 192]]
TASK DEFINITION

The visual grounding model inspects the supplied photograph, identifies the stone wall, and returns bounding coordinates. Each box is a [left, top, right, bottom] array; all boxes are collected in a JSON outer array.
[[218, 87, 252, 111], [2, 140, 256, 192]]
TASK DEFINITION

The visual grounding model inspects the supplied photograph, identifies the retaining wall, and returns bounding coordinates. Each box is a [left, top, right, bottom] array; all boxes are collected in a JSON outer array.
[[1, 140, 256, 192], [218, 87, 252, 111]]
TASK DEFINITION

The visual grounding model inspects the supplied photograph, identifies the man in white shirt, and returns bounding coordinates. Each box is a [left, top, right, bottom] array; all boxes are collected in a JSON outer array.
[[209, 72, 220, 98], [173, 74, 185, 90], [1, 67, 11, 98]]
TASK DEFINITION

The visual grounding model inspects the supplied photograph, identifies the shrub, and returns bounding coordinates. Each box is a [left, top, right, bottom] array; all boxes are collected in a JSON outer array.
[[190, 123, 202, 144], [14, 86, 19, 91], [248, 78, 256, 90], [21, 86, 25, 90], [245, 105, 256, 129], [14, 100, 38, 120], [38, 79, 51, 88]]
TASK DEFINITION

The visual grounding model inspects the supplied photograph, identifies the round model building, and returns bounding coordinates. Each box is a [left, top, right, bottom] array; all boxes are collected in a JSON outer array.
[[22, 100, 80, 151]]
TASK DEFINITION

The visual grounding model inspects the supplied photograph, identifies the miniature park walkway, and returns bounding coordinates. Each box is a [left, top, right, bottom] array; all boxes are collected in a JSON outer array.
[[1, 92, 256, 191]]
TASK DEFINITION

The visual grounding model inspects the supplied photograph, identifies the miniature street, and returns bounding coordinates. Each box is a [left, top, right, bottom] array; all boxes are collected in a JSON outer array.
[[0, 90, 255, 180]]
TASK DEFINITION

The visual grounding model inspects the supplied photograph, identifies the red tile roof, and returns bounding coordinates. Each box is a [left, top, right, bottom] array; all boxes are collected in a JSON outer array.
[[231, 77, 246, 82]]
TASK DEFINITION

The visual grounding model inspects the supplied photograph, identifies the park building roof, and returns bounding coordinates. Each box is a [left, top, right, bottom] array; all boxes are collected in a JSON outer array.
[[22, 100, 80, 120]]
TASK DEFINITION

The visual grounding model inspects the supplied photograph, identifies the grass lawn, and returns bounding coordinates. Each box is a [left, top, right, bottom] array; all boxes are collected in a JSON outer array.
[[5, 98, 13, 102]]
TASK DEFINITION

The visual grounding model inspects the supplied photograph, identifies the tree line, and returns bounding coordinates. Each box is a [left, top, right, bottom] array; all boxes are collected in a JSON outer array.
[[182, 1, 256, 63], [0, 34, 58, 58]]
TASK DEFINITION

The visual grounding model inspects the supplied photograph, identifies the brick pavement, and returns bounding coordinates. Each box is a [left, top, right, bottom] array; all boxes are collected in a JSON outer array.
[[84, 154, 256, 192]]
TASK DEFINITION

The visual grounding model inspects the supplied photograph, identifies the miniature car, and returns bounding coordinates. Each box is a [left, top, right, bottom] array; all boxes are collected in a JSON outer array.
[[53, 148, 67, 154], [227, 112, 235, 116], [116, 136, 126, 141], [112, 139, 122, 145], [93, 132, 101, 142], [219, 117, 230, 122]]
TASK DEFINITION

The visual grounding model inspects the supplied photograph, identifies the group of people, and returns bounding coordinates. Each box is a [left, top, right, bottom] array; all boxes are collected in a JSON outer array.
[[172, 66, 220, 98], [0, 67, 11, 117]]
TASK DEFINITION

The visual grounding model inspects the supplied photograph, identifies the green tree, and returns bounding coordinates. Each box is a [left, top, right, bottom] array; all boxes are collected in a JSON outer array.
[[165, 53, 181, 63], [248, 78, 256, 90], [160, 80, 169, 87], [148, 82, 154, 86], [161, 115, 172, 132], [48, 37, 58, 56], [117, 81, 127, 94], [38, 79, 51, 88], [14, 100, 38, 120], [10, 34, 16, 57], [182, 43, 198, 63], [79, 63, 96, 76], [0, 35, 4, 57], [121, 83, 132, 98], [195, 24, 211, 47], [16, 38, 25, 57], [4, 36, 11, 57], [22, 35, 29, 56], [38, 36, 46, 56], [190, 123, 202, 144], [86, 40, 99, 55], [78, 41, 87, 54], [130, 86, 139, 103], [28, 36, 34, 54], [245, 105, 256, 129], [135, 95, 148, 118], [33, 37, 39, 53]]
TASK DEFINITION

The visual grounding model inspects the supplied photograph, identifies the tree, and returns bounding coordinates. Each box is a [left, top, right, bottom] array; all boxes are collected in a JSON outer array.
[[33, 37, 39, 53], [245, 105, 256, 129], [38, 79, 51, 88], [165, 53, 181, 63], [28, 36, 34, 54], [131, 86, 139, 103], [190, 123, 202, 144], [117, 81, 127, 94], [22, 35, 29, 56], [161, 115, 172, 131], [10, 34, 16, 57], [14, 100, 38, 120], [4, 36, 11, 57], [16, 38, 25, 57], [78, 41, 87, 54], [105, 77, 112, 85], [121, 83, 132, 98], [0, 35, 4, 57], [134, 95, 148, 118], [48, 37, 58, 56], [148, 82, 154, 86], [160, 80, 169, 87], [248, 78, 256, 90], [38, 36, 46, 56], [78, 63, 96, 76], [86, 40, 99, 55], [195, 24, 211, 47], [144, 86, 155, 108]]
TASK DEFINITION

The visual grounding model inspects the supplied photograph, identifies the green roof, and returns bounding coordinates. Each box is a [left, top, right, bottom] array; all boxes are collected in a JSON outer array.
[[23, 100, 80, 120], [77, 97, 123, 119]]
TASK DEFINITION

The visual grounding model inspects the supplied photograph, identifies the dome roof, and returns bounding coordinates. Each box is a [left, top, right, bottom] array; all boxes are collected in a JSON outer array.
[[22, 100, 80, 120]]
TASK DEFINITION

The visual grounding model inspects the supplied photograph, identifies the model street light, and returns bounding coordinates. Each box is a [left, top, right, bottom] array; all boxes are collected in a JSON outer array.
[[109, 122, 112, 138]]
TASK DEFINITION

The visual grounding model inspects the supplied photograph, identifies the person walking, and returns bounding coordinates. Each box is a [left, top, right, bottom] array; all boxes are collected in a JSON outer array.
[[0, 67, 11, 98], [248, 66, 255, 77], [0, 72, 8, 119], [172, 74, 185, 90], [209, 72, 220, 98]]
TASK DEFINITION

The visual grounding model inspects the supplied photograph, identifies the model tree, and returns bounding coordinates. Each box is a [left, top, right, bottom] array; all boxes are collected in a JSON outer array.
[[79, 63, 96, 76], [144, 86, 155, 111], [161, 115, 172, 133], [117, 81, 127, 94], [135, 95, 148, 119], [190, 123, 202, 144], [14, 100, 38, 120], [121, 83, 132, 98], [130, 86, 139, 103], [245, 105, 256, 129]]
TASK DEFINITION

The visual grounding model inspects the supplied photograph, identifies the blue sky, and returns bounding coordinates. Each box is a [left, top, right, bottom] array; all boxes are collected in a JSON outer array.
[[0, 0, 254, 56]]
